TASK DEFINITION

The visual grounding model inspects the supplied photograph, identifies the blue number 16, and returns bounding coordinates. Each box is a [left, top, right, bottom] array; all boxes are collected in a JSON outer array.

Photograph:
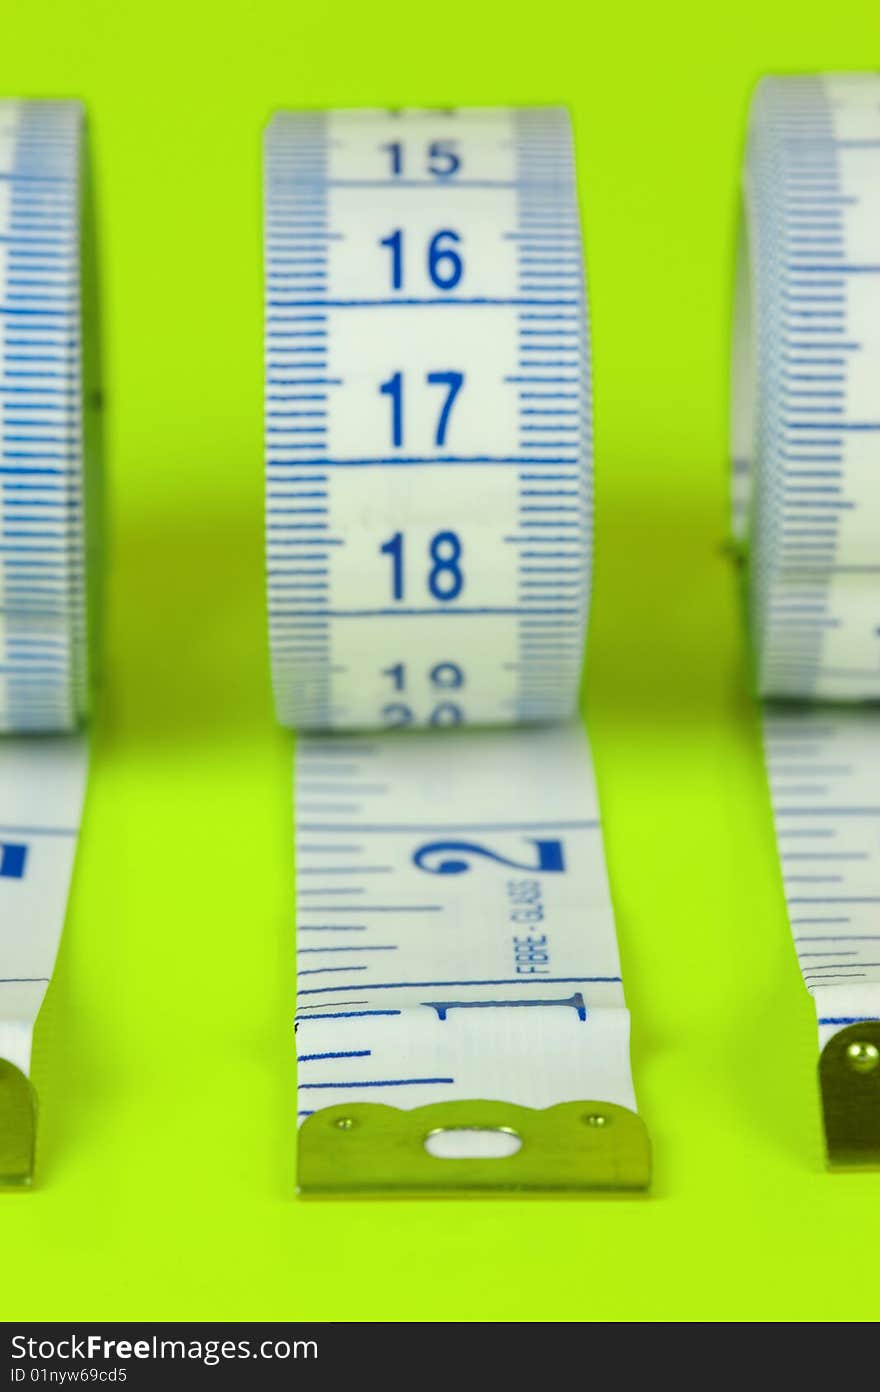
[[380, 229, 464, 291]]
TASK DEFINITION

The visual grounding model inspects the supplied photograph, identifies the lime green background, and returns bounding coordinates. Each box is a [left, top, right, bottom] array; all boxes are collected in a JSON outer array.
[[1, 0, 879, 1324]]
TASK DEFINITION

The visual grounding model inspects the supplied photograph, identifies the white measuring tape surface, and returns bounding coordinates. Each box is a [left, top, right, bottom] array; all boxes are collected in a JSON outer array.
[[0, 100, 93, 1186], [734, 74, 880, 1165], [264, 108, 650, 1195]]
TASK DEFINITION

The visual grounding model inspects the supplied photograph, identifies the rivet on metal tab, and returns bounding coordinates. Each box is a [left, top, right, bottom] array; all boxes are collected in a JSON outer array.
[[819, 1021, 880, 1170], [0, 1059, 36, 1188], [298, 1099, 651, 1197]]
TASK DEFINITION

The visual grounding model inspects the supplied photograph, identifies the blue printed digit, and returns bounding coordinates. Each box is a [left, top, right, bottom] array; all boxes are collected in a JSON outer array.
[[428, 140, 460, 177], [382, 662, 406, 690], [380, 532, 464, 602], [429, 703, 463, 726], [428, 531, 464, 601], [381, 141, 404, 176], [380, 532, 404, 600], [427, 372, 464, 445], [428, 231, 463, 289], [381, 229, 464, 292], [430, 661, 464, 689], [378, 141, 460, 178], [378, 371, 464, 446], [380, 662, 466, 725], [413, 839, 566, 875], [380, 229, 404, 289], [382, 703, 414, 727], [379, 371, 404, 447]]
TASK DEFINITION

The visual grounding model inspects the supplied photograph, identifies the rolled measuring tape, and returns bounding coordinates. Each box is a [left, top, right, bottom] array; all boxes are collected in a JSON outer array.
[[264, 106, 651, 1196], [733, 73, 880, 1167], [0, 100, 97, 1186]]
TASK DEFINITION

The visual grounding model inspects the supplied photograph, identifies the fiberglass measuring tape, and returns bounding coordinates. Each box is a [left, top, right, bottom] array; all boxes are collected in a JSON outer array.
[[6, 88, 872, 1193], [264, 107, 652, 1195], [734, 74, 880, 1167], [0, 100, 95, 1186]]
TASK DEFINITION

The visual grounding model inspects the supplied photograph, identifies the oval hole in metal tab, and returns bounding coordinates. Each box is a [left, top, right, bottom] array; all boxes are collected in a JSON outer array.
[[425, 1127, 522, 1160]]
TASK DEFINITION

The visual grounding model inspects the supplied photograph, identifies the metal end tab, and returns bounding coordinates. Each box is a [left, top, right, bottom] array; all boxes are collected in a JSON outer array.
[[297, 1098, 651, 1197], [0, 1059, 36, 1188], [820, 1021, 880, 1170]]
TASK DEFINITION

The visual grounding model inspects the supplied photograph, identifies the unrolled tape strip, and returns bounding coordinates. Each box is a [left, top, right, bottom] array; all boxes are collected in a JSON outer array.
[[734, 74, 880, 1167], [0, 100, 97, 1186], [264, 107, 651, 1195]]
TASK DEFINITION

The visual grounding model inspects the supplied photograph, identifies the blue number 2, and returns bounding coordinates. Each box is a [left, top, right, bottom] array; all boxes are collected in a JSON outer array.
[[412, 839, 566, 875]]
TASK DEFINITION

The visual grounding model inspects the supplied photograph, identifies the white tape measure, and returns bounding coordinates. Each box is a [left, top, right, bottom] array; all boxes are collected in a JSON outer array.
[[264, 107, 650, 1195], [0, 100, 94, 1186], [734, 74, 880, 1166]]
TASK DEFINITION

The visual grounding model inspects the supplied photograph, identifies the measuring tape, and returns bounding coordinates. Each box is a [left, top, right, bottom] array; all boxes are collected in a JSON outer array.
[[0, 100, 95, 1186], [264, 107, 650, 1195], [734, 73, 880, 1166]]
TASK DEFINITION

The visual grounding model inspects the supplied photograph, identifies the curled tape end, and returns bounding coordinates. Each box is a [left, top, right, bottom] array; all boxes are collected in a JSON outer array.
[[0, 1059, 36, 1189], [819, 1022, 880, 1171], [297, 1099, 651, 1198]]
